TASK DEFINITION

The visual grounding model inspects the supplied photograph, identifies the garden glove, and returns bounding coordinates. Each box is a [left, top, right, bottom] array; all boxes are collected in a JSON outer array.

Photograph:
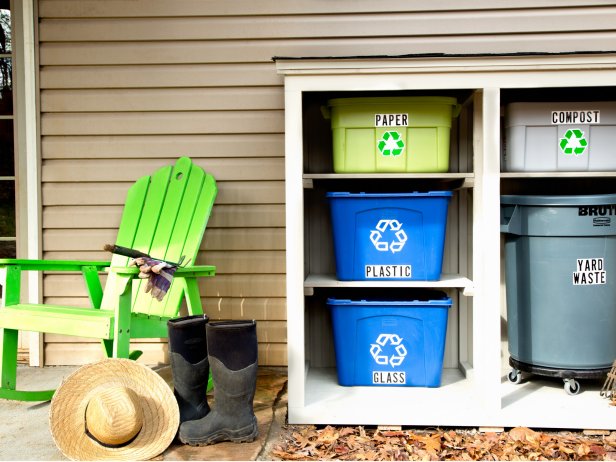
[[130, 257, 178, 301]]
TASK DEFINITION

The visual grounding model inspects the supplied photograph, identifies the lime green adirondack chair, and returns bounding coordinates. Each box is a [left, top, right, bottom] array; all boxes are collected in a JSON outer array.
[[0, 157, 217, 401]]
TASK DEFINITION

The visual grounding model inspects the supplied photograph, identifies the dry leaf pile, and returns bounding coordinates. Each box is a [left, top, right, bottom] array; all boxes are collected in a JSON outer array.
[[271, 425, 616, 461]]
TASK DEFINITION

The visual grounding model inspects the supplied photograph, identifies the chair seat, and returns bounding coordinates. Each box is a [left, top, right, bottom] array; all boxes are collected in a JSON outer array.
[[0, 304, 114, 339]]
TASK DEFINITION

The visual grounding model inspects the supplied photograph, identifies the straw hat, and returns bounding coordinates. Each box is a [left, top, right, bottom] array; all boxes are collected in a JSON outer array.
[[49, 358, 179, 461]]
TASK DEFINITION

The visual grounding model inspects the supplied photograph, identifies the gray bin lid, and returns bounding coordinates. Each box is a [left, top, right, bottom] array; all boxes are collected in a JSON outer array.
[[501, 194, 616, 236], [501, 194, 616, 206]]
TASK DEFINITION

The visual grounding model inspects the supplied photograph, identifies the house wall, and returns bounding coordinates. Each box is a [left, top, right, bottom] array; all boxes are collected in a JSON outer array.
[[35, 0, 616, 365]]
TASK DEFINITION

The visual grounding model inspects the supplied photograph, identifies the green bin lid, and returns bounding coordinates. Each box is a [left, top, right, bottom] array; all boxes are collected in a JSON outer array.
[[501, 194, 616, 206], [327, 96, 458, 107]]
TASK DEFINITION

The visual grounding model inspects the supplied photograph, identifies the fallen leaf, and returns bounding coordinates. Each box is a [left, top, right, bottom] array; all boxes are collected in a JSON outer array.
[[510, 426, 539, 444], [272, 449, 312, 460], [590, 444, 607, 456], [316, 425, 339, 445], [339, 427, 356, 437], [577, 443, 591, 457]]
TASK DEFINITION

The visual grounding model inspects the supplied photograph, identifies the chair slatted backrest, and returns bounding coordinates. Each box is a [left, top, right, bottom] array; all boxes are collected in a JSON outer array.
[[100, 157, 217, 317]]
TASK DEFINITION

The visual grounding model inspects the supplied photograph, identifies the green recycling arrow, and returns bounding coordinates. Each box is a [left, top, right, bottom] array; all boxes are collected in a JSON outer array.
[[377, 131, 405, 156], [559, 129, 588, 155]]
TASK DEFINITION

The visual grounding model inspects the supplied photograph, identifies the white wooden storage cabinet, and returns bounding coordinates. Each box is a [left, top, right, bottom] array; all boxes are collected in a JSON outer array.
[[276, 54, 616, 430]]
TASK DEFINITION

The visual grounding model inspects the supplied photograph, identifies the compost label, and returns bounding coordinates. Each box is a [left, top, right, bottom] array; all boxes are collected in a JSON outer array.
[[377, 131, 405, 157], [370, 333, 407, 384], [572, 258, 606, 285], [551, 110, 600, 125], [559, 129, 588, 155], [366, 219, 411, 278]]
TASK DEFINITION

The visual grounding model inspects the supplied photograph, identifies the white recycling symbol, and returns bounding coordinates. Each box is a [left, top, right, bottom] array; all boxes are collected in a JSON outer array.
[[370, 333, 407, 367], [370, 219, 407, 253]]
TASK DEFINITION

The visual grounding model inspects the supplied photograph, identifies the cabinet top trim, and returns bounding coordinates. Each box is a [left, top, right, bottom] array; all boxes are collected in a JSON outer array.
[[275, 52, 616, 75]]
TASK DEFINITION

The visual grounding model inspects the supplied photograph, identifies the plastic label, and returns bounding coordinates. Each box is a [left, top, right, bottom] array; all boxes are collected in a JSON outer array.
[[572, 258, 606, 285], [365, 265, 411, 278]]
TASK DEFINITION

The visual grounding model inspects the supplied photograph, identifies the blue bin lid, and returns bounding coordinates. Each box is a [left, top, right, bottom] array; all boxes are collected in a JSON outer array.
[[327, 297, 452, 307], [501, 193, 616, 206], [327, 191, 453, 199]]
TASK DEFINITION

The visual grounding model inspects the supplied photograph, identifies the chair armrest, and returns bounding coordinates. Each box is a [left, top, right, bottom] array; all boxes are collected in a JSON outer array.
[[0, 259, 110, 272], [175, 265, 216, 277], [108, 265, 216, 278]]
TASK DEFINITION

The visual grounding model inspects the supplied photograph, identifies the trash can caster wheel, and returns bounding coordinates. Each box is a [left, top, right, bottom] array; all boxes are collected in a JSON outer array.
[[564, 379, 581, 396], [508, 368, 522, 384]]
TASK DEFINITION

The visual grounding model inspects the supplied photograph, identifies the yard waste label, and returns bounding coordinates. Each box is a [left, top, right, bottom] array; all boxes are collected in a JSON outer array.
[[370, 333, 407, 384], [572, 258, 606, 285]]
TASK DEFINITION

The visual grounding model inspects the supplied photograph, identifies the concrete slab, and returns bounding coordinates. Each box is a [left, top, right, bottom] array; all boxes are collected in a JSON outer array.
[[0, 365, 288, 461]]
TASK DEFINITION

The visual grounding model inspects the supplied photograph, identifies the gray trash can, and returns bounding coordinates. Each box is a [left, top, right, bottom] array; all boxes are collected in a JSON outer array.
[[501, 194, 616, 394]]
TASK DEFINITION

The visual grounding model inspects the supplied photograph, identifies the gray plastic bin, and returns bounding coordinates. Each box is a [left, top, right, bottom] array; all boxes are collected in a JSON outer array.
[[501, 194, 616, 393], [504, 101, 616, 172]]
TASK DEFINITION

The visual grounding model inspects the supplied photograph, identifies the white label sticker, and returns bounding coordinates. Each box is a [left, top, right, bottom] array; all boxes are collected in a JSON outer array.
[[572, 258, 606, 285], [370, 333, 407, 366], [375, 113, 408, 127], [365, 265, 411, 278], [551, 110, 600, 125], [372, 371, 406, 384], [370, 219, 407, 253]]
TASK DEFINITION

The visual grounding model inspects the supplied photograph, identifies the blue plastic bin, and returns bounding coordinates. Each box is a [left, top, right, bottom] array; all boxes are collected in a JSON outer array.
[[326, 192, 452, 280], [327, 295, 452, 387]]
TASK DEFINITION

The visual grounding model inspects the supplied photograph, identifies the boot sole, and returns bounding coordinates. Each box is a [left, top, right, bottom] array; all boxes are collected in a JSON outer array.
[[180, 417, 258, 446]]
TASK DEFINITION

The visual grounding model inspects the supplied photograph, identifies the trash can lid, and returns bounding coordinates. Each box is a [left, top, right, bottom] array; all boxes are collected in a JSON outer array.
[[327, 191, 453, 198], [501, 193, 616, 206]]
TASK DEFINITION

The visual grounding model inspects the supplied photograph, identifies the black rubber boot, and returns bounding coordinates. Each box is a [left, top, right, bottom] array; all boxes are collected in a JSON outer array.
[[179, 320, 258, 445], [167, 314, 210, 423]]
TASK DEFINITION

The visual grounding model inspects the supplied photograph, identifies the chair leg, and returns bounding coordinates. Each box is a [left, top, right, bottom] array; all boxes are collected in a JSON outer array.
[[0, 328, 54, 402], [0, 327, 18, 390], [100, 338, 142, 361], [111, 286, 136, 359], [112, 329, 131, 358]]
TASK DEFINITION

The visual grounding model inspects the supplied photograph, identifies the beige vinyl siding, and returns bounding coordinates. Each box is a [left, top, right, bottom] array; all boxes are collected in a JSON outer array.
[[37, 0, 616, 366]]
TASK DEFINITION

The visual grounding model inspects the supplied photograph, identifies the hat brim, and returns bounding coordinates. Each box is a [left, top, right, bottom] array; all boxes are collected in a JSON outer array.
[[49, 358, 179, 461]]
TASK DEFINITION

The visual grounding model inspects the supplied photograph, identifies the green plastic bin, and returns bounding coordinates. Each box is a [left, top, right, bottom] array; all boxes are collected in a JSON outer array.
[[323, 96, 460, 173]]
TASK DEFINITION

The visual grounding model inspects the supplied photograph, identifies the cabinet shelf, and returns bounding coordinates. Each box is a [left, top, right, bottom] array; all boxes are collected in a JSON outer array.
[[293, 367, 479, 426], [501, 171, 616, 178], [304, 273, 474, 296], [304, 173, 474, 189]]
